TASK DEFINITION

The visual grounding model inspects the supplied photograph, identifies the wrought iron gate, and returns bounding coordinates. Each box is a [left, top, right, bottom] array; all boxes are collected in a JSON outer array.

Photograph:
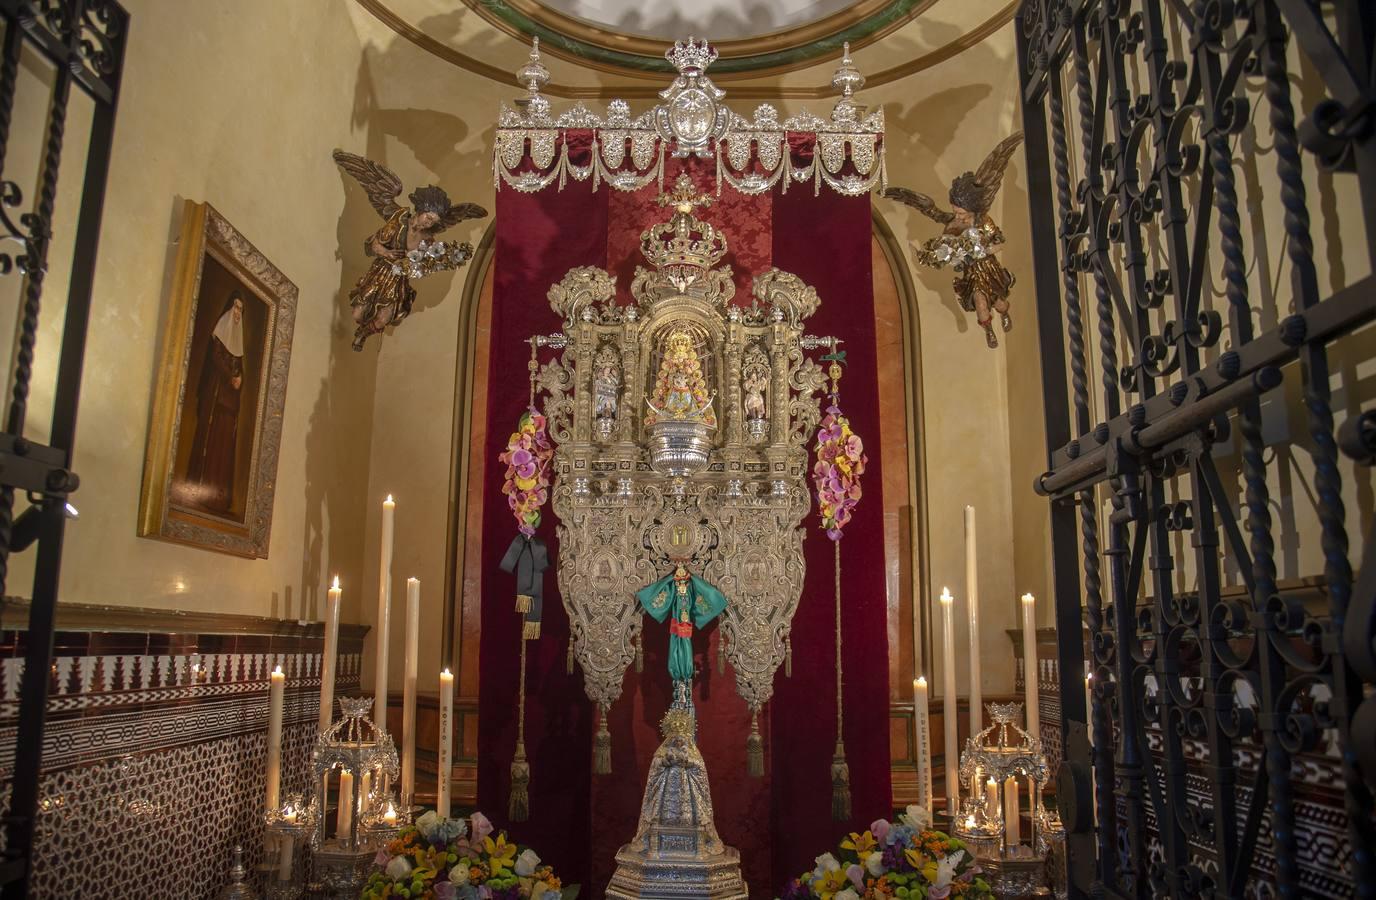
[[1017, 0, 1375, 897], [0, 2, 127, 897]]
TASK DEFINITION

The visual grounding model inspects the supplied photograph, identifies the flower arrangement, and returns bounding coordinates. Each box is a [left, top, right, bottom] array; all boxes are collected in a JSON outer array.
[[812, 404, 867, 541], [390, 239, 475, 280], [499, 410, 553, 537], [914, 224, 1004, 271], [365, 811, 575, 900], [779, 807, 993, 900]]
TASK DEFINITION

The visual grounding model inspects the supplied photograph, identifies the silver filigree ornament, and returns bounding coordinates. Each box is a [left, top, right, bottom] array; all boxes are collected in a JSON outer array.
[[655, 37, 730, 159]]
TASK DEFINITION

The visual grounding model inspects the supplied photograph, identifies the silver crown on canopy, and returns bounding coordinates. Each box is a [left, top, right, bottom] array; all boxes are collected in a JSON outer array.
[[665, 37, 718, 75]]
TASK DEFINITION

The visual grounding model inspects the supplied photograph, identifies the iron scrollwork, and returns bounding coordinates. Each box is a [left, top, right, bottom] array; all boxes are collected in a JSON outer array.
[[1018, 0, 1376, 897]]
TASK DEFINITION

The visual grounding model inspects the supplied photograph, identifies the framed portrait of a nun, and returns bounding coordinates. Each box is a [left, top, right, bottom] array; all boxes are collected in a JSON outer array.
[[138, 201, 297, 557]]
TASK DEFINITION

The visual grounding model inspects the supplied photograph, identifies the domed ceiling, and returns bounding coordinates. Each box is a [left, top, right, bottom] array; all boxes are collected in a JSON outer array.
[[354, 0, 1016, 93]]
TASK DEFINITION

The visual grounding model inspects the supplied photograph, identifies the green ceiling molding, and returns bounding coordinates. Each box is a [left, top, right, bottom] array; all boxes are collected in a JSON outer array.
[[475, 0, 928, 74]]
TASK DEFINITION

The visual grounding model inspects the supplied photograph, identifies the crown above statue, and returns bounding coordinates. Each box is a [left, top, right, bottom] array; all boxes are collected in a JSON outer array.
[[666, 37, 718, 75], [640, 175, 729, 275]]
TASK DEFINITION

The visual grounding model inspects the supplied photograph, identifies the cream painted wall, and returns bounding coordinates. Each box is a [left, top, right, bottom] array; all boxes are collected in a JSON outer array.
[[863, 22, 1034, 695], [4, 1, 384, 626], [346, 11, 519, 693]]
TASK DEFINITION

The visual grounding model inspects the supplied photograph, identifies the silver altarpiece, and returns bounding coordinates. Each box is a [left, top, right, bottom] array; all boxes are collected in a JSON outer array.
[[530, 175, 835, 898]]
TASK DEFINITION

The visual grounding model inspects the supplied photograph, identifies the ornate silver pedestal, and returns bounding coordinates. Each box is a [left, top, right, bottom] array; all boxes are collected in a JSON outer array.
[[605, 696, 747, 900], [648, 419, 712, 477]]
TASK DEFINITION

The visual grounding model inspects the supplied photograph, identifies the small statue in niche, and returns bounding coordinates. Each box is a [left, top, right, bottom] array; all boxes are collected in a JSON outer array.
[[333, 149, 487, 350], [741, 346, 770, 440], [883, 132, 1023, 349], [645, 329, 716, 427], [593, 344, 621, 439]]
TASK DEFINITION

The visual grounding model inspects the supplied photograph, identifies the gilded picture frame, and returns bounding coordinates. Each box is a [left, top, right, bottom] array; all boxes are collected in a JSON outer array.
[[138, 201, 297, 558]]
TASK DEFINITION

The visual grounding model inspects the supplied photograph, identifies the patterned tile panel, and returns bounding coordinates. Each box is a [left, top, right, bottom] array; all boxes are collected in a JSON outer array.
[[0, 629, 362, 898]]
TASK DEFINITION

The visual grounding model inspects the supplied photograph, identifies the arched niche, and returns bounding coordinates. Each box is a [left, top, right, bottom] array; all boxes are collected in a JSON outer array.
[[438, 209, 932, 799]]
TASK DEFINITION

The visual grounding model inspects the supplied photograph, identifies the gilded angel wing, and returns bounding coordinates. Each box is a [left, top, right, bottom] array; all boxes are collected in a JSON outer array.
[[882, 186, 955, 224], [332, 149, 404, 220], [435, 201, 489, 233], [968, 131, 1025, 212]]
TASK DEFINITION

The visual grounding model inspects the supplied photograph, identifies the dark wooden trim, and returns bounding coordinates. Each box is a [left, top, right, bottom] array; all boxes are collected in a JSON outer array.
[[0, 598, 370, 640]]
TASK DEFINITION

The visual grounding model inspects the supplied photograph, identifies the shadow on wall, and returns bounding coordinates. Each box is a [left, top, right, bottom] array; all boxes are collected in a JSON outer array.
[[877, 18, 1008, 336]]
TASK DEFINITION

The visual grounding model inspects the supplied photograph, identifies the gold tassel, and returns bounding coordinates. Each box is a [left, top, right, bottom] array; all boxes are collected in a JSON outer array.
[[785, 642, 792, 678], [831, 742, 851, 821], [523, 620, 541, 641], [634, 635, 644, 674], [566, 640, 574, 675], [515, 594, 532, 614], [717, 635, 726, 675], [746, 711, 764, 777], [509, 741, 530, 822], [593, 706, 612, 775]]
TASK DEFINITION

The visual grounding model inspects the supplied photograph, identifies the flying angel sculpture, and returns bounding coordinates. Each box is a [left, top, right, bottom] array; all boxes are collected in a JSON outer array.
[[884, 132, 1024, 348], [333, 149, 487, 350]]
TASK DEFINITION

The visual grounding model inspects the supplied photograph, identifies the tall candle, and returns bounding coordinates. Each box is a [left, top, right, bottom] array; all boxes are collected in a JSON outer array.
[[1086, 670, 1096, 821], [402, 577, 420, 806], [277, 836, 294, 882], [985, 776, 999, 817], [319, 577, 341, 733], [1004, 777, 1020, 846], [914, 676, 933, 815], [336, 770, 354, 840], [375, 495, 396, 729], [266, 665, 284, 813], [438, 668, 454, 817], [1021, 593, 1040, 741], [964, 506, 982, 740], [359, 771, 371, 816], [939, 587, 959, 817]]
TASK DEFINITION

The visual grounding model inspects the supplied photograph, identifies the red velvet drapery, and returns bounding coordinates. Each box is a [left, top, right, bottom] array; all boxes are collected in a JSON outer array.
[[478, 159, 890, 898]]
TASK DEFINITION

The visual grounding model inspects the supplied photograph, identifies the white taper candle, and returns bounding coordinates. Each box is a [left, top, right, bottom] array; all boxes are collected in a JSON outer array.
[[336, 770, 353, 840], [402, 577, 420, 806], [1021, 593, 1040, 741], [964, 506, 982, 740], [374, 495, 395, 730], [1004, 777, 1021, 846], [266, 665, 284, 814], [438, 668, 454, 817], [914, 676, 933, 816], [940, 587, 959, 818], [319, 577, 341, 733]]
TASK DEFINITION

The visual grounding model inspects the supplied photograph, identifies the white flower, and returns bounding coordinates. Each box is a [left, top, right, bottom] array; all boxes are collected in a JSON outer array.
[[835, 889, 860, 900], [407, 248, 423, 262], [450, 863, 471, 885], [963, 227, 981, 241], [812, 853, 841, 880], [390, 264, 403, 276], [934, 244, 952, 262], [970, 243, 986, 259], [514, 848, 542, 877], [386, 856, 414, 880], [933, 850, 966, 888], [900, 804, 933, 831], [865, 853, 886, 877]]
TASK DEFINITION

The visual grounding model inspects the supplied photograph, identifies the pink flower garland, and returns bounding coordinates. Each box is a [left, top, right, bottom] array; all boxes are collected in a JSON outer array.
[[812, 403, 867, 541], [499, 409, 553, 537]]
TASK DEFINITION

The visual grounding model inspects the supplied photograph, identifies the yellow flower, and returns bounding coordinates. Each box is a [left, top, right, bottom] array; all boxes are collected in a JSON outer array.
[[814, 867, 851, 899], [841, 831, 878, 861], [484, 834, 518, 875]]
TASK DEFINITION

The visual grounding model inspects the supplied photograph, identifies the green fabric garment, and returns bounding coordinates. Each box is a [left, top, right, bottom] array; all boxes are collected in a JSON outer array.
[[636, 567, 728, 683]]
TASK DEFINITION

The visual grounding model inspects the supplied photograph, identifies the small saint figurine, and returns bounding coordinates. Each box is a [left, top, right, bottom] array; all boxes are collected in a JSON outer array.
[[593, 346, 621, 437], [884, 132, 1023, 348], [635, 565, 728, 686], [333, 149, 487, 350]]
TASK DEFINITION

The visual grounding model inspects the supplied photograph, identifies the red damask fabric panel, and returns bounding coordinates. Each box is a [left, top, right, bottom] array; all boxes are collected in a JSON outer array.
[[478, 180, 608, 889], [770, 185, 892, 888]]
